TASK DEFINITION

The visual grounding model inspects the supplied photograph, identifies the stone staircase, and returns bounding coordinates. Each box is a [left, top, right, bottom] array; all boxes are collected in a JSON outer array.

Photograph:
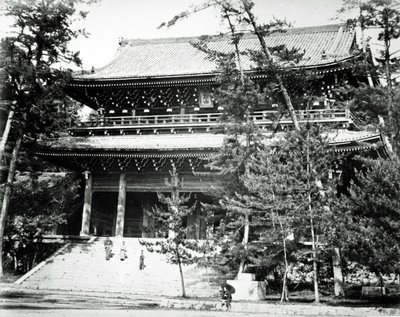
[[17, 237, 222, 298]]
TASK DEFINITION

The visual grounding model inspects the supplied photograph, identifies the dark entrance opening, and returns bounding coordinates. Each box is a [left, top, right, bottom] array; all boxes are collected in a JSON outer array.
[[91, 192, 117, 236], [124, 192, 155, 237]]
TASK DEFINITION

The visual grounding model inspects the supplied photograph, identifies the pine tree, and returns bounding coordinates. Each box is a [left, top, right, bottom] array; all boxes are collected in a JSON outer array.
[[159, 1, 342, 302], [0, 0, 89, 277], [140, 166, 199, 298], [240, 143, 299, 302], [326, 157, 400, 290], [337, 0, 400, 154], [242, 127, 336, 303], [187, 2, 314, 278]]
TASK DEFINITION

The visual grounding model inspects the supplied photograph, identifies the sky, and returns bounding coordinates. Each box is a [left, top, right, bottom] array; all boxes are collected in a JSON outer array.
[[1, 0, 355, 69], [67, 0, 348, 69]]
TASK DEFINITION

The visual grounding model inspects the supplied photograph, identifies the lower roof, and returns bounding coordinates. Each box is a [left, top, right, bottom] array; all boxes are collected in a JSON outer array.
[[36, 130, 385, 158]]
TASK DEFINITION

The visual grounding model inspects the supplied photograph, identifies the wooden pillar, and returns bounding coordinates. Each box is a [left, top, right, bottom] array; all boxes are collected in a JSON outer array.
[[195, 207, 201, 239], [187, 212, 195, 239], [142, 198, 155, 238], [80, 171, 93, 236], [206, 210, 214, 239], [142, 200, 149, 238], [115, 173, 126, 237], [200, 210, 207, 240]]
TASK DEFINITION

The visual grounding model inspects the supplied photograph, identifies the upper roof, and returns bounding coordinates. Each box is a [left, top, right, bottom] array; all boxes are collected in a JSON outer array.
[[73, 24, 356, 82]]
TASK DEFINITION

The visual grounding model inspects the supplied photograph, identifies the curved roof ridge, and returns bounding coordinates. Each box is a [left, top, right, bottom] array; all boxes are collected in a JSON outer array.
[[93, 43, 131, 73], [120, 23, 349, 47]]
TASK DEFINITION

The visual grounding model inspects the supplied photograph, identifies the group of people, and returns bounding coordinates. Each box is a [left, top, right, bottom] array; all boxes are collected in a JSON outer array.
[[103, 237, 145, 270]]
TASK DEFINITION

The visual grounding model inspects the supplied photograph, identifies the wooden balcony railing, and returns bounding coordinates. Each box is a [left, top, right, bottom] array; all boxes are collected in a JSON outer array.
[[71, 109, 353, 134]]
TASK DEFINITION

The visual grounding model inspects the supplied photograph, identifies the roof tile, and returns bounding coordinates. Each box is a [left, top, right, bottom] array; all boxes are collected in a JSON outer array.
[[74, 24, 356, 81], [39, 130, 381, 153]]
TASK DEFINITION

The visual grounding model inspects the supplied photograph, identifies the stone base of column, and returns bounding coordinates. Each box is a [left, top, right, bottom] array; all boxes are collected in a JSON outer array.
[[227, 273, 266, 301]]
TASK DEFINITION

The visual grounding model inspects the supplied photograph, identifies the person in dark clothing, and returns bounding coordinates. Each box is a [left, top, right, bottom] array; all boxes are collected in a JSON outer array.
[[104, 237, 113, 260], [220, 284, 232, 310], [120, 241, 127, 261], [139, 250, 145, 270]]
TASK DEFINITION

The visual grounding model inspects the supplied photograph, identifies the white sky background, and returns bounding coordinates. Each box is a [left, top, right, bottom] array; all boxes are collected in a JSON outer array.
[[68, 0, 348, 69], [2, 1, 398, 70]]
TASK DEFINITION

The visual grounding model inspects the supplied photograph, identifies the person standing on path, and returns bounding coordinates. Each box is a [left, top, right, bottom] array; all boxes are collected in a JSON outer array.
[[139, 250, 145, 270], [104, 237, 113, 260], [120, 241, 127, 261]]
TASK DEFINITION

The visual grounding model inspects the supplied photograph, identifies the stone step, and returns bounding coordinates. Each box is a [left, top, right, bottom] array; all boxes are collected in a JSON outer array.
[[27, 281, 218, 291], [20, 239, 223, 298]]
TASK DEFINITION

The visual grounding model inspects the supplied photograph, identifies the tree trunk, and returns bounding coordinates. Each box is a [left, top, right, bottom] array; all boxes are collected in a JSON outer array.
[[224, 11, 251, 276], [223, 7, 245, 86], [377, 272, 385, 297], [358, 3, 374, 87], [309, 211, 320, 304], [332, 247, 345, 297], [13, 255, 17, 271], [306, 129, 319, 303], [238, 212, 249, 274], [384, 27, 393, 119], [0, 109, 14, 169], [280, 221, 289, 302], [242, 1, 300, 131], [177, 249, 187, 298], [281, 266, 289, 303], [0, 130, 23, 277]]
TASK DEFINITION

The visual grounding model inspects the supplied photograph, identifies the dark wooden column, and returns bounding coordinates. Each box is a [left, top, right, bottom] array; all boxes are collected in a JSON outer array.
[[187, 212, 195, 239], [206, 210, 214, 239], [195, 205, 201, 239], [142, 198, 155, 238], [115, 173, 126, 237], [80, 171, 93, 236]]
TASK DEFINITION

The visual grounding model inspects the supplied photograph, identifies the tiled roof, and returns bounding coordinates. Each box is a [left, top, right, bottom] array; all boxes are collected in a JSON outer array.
[[37, 130, 382, 155], [39, 134, 224, 152], [15, 172, 71, 186], [74, 24, 356, 81]]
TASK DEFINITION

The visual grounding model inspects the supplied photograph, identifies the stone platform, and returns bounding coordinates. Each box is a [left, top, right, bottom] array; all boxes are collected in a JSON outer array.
[[227, 273, 266, 301]]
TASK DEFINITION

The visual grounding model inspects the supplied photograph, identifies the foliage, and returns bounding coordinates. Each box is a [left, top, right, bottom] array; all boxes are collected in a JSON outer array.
[[337, 0, 400, 153], [0, 0, 90, 277], [2, 0, 88, 139], [335, 84, 388, 126], [140, 167, 200, 297], [248, 128, 336, 300], [325, 157, 400, 279], [3, 172, 80, 273], [178, 3, 338, 303]]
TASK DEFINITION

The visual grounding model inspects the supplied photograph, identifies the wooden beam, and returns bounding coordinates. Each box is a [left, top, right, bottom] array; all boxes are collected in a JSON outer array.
[[92, 172, 216, 192]]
